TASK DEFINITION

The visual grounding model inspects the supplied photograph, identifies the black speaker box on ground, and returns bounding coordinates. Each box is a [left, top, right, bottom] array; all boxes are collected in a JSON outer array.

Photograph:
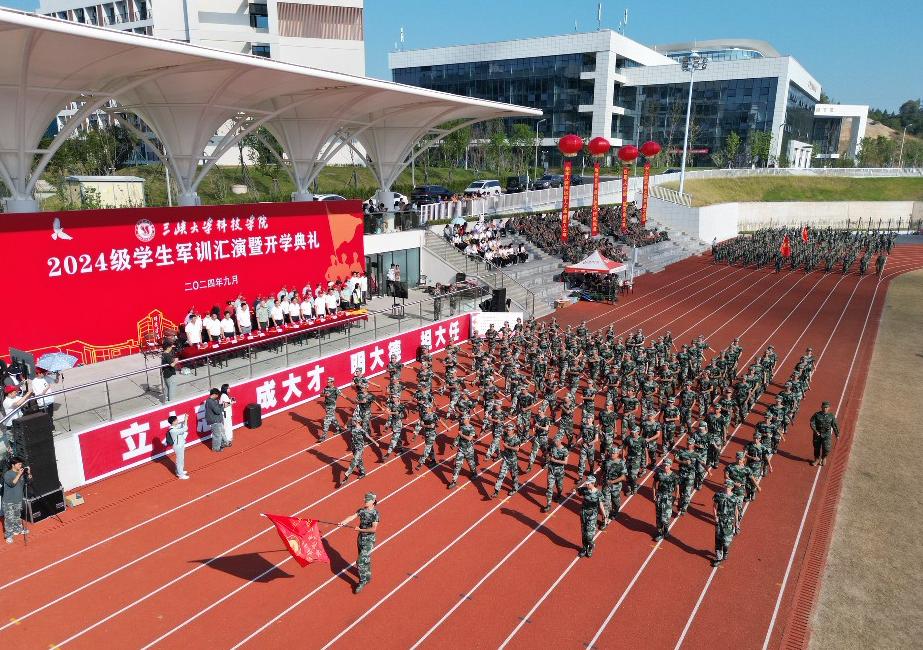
[[491, 287, 507, 312], [455, 272, 466, 283], [25, 486, 66, 524], [12, 412, 60, 495], [394, 281, 409, 299], [244, 403, 262, 429]]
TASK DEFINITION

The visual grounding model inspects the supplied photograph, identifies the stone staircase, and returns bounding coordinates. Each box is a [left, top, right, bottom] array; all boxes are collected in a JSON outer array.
[[632, 230, 710, 275], [422, 230, 554, 318]]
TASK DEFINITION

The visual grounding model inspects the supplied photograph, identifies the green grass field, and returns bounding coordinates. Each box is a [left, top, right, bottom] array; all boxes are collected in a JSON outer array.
[[662, 176, 923, 206]]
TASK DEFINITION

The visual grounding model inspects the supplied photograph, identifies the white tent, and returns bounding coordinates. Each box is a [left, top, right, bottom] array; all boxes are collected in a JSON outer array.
[[564, 250, 627, 275]]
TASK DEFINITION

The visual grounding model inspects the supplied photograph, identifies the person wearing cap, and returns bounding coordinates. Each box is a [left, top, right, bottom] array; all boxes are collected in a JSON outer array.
[[338, 492, 380, 594], [204, 388, 227, 452], [166, 414, 189, 479], [600, 446, 627, 520], [746, 431, 772, 492], [319, 377, 342, 442], [383, 397, 408, 458], [712, 479, 739, 567], [574, 474, 607, 558], [543, 436, 570, 512], [624, 425, 646, 495], [675, 439, 700, 514], [2, 383, 32, 439], [448, 414, 479, 489], [725, 451, 759, 526], [491, 425, 523, 499], [340, 412, 376, 486], [652, 457, 680, 541], [809, 400, 840, 466]]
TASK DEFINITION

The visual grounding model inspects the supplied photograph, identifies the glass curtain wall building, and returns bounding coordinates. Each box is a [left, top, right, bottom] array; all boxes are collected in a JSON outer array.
[[389, 33, 863, 168]]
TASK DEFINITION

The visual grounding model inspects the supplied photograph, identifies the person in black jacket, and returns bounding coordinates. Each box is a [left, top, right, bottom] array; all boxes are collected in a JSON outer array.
[[204, 388, 226, 452]]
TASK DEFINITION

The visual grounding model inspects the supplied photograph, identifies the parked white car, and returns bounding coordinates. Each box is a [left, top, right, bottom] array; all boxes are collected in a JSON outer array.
[[463, 179, 502, 197]]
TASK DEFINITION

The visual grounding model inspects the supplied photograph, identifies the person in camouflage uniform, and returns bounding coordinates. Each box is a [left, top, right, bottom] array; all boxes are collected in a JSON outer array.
[[492, 426, 523, 498], [652, 457, 680, 540], [340, 413, 376, 486], [705, 405, 725, 469], [725, 451, 759, 526], [319, 377, 342, 441], [576, 415, 599, 482], [339, 492, 380, 593], [556, 394, 576, 447], [352, 367, 370, 395], [448, 414, 479, 488], [543, 436, 570, 512], [387, 354, 402, 383], [600, 446, 626, 518], [744, 431, 771, 501], [528, 406, 551, 470], [575, 475, 608, 558], [691, 424, 709, 489], [383, 398, 407, 457], [810, 400, 840, 466], [712, 480, 738, 567], [624, 426, 647, 495], [415, 408, 440, 470], [641, 411, 662, 468], [676, 438, 701, 514]]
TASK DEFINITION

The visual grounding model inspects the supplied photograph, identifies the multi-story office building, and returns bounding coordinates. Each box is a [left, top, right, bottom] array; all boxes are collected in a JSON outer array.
[[390, 33, 867, 168]]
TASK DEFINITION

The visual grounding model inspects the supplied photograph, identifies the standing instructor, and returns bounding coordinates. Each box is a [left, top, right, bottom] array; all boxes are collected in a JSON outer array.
[[339, 492, 380, 593], [810, 400, 840, 466]]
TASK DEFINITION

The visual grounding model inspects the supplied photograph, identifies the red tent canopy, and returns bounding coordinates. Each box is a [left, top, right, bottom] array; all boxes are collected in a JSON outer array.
[[564, 250, 627, 275]]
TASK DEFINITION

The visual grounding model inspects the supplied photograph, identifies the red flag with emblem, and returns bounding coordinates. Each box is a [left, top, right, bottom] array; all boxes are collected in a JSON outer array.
[[801, 226, 809, 243], [780, 234, 792, 258], [264, 513, 329, 567]]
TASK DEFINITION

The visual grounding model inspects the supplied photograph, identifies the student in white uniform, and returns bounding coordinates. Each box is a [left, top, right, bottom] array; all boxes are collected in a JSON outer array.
[[204, 313, 223, 341], [270, 300, 284, 327], [301, 295, 314, 321], [289, 294, 302, 323], [235, 303, 252, 334], [314, 291, 327, 319], [220, 311, 236, 337], [184, 315, 203, 345]]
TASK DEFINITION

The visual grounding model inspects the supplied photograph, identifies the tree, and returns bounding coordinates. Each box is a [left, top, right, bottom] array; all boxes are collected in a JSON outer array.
[[508, 123, 534, 176], [724, 131, 742, 168], [484, 121, 509, 177], [439, 121, 472, 185], [749, 130, 774, 167]]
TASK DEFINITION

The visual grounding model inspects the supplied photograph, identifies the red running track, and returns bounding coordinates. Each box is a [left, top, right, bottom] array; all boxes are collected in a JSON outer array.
[[2, 246, 920, 650]]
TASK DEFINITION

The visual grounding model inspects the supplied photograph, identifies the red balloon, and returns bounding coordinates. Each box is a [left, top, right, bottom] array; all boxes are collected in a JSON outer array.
[[640, 140, 662, 158], [557, 134, 584, 157], [587, 136, 611, 157], [617, 145, 639, 162]]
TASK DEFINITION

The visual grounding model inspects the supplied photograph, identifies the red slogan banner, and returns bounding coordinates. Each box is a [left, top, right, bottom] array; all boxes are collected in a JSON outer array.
[[591, 161, 601, 236], [560, 160, 572, 242], [76, 313, 472, 483], [0, 201, 364, 365]]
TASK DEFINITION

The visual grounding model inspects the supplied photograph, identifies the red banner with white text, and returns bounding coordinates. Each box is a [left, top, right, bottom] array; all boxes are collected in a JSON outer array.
[[561, 160, 572, 242], [0, 201, 364, 365], [591, 161, 601, 236], [76, 313, 472, 483], [621, 167, 630, 232], [641, 162, 651, 227]]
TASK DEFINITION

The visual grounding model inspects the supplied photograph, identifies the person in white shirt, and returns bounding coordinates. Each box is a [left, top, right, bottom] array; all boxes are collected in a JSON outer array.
[[269, 299, 284, 326], [289, 295, 302, 323], [325, 289, 338, 315], [280, 296, 291, 323], [184, 315, 203, 345], [314, 292, 327, 318], [204, 313, 223, 341], [220, 311, 236, 337], [358, 273, 368, 304], [30, 368, 56, 419], [2, 384, 32, 434], [235, 303, 252, 334], [301, 295, 314, 321], [220, 383, 235, 447], [386, 265, 396, 296]]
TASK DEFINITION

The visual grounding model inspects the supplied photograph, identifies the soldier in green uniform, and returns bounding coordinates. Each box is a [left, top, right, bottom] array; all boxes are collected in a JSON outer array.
[[492, 426, 523, 498], [575, 475, 608, 558], [448, 414, 479, 488], [352, 367, 369, 395], [387, 354, 402, 383], [339, 492, 380, 593], [652, 457, 680, 540], [576, 416, 599, 482], [725, 451, 759, 526], [527, 406, 551, 471], [340, 413, 376, 486], [383, 397, 407, 457], [624, 426, 647, 495], [712, 480, 738, 567], [543, 436, 570, 512], [810, 400, 840, 466], [745, 432, 771, 500], [319, 377, 342, 441], [601, 446, 626, 518], [415, 408, 440, 470], [875, 252, 886, 278], [676, 438, 701, 514], [598, 400, 618, 457]]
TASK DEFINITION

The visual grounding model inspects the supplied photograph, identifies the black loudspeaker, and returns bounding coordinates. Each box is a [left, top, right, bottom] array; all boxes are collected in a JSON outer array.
[[244, 403, 262, 429], [12, 412, 61, 495], [25, 487, 66, 524], [395, 281, 409, 299], [455, 272, 466, 283], [491, 288, 507, 312]]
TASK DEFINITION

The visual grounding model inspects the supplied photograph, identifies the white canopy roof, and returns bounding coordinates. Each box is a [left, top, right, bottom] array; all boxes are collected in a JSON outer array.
[[0, 8, 540, 210], [564, 250, 627, 274]]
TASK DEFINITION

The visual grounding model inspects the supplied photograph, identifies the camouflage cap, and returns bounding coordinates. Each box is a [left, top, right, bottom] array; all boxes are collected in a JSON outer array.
[[585, 475, 597, 484], [663, 457, 673, 466], [736, 451, 746, 460], [822, 401, 830, 408], [364, 492, 377, 502], [725, 479, 735, 488]]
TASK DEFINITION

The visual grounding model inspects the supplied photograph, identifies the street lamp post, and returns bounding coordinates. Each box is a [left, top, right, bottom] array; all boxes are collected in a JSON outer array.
[[776, 122, 786, 168], [898, 126, 907, 168], [533, 118, 547, 186], [678, 52, 707, 195]]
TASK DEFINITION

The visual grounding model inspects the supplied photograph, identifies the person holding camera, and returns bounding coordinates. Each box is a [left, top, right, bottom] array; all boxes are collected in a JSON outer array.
[[166, 415, 189, 479], [3, 457, 29, 543], [205, 388, 227, 452]]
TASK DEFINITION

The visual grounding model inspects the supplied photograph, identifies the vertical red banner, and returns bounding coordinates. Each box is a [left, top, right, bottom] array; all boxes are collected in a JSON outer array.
[[591, 161, 601, 236], [561, 160, 573, 241], [621, 167, 630, 232], [641, 162, 651, 227]]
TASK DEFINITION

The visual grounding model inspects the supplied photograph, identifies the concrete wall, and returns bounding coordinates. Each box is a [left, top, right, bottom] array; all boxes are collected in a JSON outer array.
[[735, 201, 918, 230], [363, 229, 423, 255], [420, 246, 459, 286]]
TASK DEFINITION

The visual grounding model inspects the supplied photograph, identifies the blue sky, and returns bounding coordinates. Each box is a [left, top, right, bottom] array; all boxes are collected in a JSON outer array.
[[5, 0, 919, 111]]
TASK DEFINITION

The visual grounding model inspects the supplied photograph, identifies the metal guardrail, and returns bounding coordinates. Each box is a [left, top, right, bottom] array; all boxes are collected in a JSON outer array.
[[0, 289, 486, 435], [422, 230, 537, 317], [650, 185, 693, 207]]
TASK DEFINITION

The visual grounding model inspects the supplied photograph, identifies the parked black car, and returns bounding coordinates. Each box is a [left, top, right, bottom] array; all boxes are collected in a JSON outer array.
[[530, 174, 564, 190], [410, 185, 453, 204], [505, 175, 529, 193]]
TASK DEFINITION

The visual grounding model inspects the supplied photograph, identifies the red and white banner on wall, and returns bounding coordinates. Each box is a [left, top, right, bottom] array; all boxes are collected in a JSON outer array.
[[0, 201, 364, 365], [591, 161, 601, 236], [641, 162, 652, 227], [560, 160, 572, 242], [76, 313, 472, 484], [621, 167, 630, 232]]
